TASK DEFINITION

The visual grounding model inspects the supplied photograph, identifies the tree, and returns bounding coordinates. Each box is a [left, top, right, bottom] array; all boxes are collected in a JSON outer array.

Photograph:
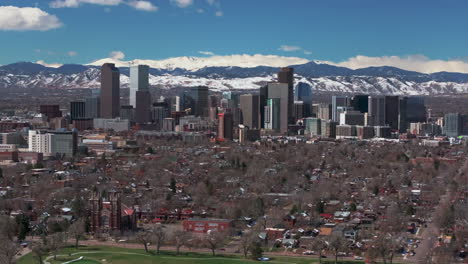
[[309, 237, 328, 264], [328, 234, 347, 264], [68, 219, 85, 249], [170, 230, 191, 256], [239, 232, 258, 258], [170, 178, 176, 193], [203, 231, 226, 256], [249, 241, 263, 260], [151, 225, 166, 255], [31, 241, 50, 264], [0, 239, 20, 264], [16, 215, 30, 241], [71, 196, 87, 219], [0, 215, 17, 241], [0, 167, 3, 178], [367, 235, 401, 264], [47, 232, 66, 260], [135, 230, 152, 253]]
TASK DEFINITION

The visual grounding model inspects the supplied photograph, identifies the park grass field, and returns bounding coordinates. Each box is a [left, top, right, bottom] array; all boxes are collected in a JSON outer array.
[[18, 245, 367, 264]]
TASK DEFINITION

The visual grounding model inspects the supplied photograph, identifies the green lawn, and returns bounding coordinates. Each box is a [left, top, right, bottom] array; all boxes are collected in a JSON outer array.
[[18, 245, 366, 264]]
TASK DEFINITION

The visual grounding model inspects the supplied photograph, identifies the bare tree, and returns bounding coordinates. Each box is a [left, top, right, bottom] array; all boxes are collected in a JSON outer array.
[[327, 234, 347, 264], [0, 239, 20, 264], [151, 225, 166, 255], [239, 231, 258, 258], [367, 235, 402, 264], [47, 232, 67, 260], [31, 241, 49, 264], [170, 230, 192, 256], [135, 230, 152, 253], [0, 216, 17, 241], [309, 237, 328, 264], [68, 218, 85, 249], [203, 231, 226, 256]]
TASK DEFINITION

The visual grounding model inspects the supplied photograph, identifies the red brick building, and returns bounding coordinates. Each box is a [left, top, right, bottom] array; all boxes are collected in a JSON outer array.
[[183, 218, 232, 233]]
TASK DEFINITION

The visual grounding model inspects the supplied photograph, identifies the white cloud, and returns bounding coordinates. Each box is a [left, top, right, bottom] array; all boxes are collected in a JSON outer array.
[[68, 51, 78, 56], [128, 1, 158, 11], [303, 50, 312, 55], [171, 0, 193, 8], [109, 51, 126, 60], [36, 60, 63, 68], [215, 11, 223, 17], [198, 51, 215, 56], [50, 0, 123, 8], [0, 6, 62, 31], [325, 55, 468, 74], [279, 45, 302, 52], [206, 0, 216, 5]]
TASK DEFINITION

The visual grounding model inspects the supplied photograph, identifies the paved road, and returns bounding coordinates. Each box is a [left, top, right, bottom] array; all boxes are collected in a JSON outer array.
[[413, 158, 468, 264]]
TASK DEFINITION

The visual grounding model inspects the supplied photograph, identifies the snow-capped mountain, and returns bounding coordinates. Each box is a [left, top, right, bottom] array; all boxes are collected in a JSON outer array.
[[2, 60, 468, 95], [87, 54, 310, 71]]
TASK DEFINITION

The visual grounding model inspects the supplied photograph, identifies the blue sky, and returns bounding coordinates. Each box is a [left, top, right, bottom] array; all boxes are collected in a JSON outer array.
[[1, 0, 468, 68]]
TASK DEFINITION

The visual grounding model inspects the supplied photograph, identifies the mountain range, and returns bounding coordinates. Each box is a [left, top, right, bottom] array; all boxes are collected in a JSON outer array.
[[2, 56, 468, 95]]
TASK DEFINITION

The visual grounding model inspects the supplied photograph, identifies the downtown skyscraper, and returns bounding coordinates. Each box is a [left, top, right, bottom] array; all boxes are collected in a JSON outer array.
[[100, 63, 120, 118], [129, 65, 149, 108]]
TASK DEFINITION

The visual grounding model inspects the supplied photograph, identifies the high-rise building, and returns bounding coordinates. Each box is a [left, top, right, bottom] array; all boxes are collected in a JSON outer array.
[[135, 91, 151, 124], [318, 103, 332, 121], [305, 118, 321, 136], [294, 82, 312, 117], [332, 96, 349, 122], [100, 63, 120, 118], [444, 113, 462, 137], [385, 96, 400, 130], [171, 96, 181, 112], [218, 113, 233, 140], [398, 97, 408, 133], [277, 67, 294, 124], [182, 86, 209, 117], [259, 85, 268, 129], [195, 86, 209, 117], [129, 65, 149, 108], [264, 98, 281, 131], [350, 95, 369, 113], [267, 83, 290, 133], [120, 105, 135, 121], [339, 110, 365, 126], [293, 101, 304, 121], [162, 118, 175, 131], [240, 94, 260, 129], [40, 105, 62, 120], [85, 96, 100, 119], [28, 130, 77, 156], [70, 101, 86, 121], [320, 120, 337, 138], [152, 105, 169, 130], [406, 97, 427, 123], [368, 96, 386, 126]]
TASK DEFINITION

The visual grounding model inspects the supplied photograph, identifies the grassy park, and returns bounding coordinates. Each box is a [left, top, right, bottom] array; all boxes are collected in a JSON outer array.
[[17, 245, 368, 264]]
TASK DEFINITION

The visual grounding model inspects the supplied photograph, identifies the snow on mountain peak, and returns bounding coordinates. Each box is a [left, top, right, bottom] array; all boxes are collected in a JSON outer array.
[[87, 54, 310, 71]]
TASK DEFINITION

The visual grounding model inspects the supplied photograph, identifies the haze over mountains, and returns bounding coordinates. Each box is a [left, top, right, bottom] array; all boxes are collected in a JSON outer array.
[[2, 55, 468, 95]]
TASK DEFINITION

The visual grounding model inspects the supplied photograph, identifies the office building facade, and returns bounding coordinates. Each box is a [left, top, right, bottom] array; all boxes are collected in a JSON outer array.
[[100, 63, 120, 118], [129, 65, 149, 108], [240, 94, 260, 129]]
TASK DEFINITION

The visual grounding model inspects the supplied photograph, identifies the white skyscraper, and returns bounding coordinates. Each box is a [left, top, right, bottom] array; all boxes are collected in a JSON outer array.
[[129, 65, 149, 108]]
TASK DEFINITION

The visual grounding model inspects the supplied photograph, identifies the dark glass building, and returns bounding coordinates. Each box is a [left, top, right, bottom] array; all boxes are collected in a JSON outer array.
[[100, 63, 120, 118], [278, 67, 294, 124], [70, 101, 86, 121]]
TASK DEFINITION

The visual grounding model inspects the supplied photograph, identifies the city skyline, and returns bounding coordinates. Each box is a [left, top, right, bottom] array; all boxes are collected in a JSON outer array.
[[1, 0, 468, 73]]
